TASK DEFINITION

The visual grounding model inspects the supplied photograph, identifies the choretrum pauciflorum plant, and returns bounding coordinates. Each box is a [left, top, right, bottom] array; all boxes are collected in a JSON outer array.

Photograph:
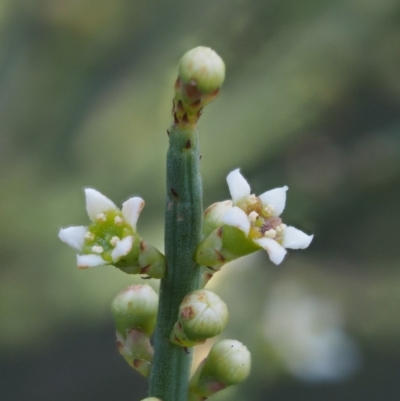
[[59, 47, 313, 401]]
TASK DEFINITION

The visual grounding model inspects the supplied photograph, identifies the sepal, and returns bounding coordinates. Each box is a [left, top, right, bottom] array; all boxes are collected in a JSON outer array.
[[116, 240, 166, 279], [195, 225, 260, 269], [116, 329, 153, 377]]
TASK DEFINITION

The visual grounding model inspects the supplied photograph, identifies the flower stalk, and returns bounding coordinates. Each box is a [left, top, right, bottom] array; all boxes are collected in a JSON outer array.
[[148, 47, 225, 401], [148, 123, 203, 401]]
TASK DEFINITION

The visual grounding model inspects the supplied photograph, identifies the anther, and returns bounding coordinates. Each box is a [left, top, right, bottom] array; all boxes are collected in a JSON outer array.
[[92, 245, 104, 254], [96, 213, 106, 222], [275, 224, 287, 233], [84, 232, 95, 241], [110, 236, 120, 247], [264, 229, 276, 239], [264, 205, 275, 216], [114, 216, 123, 226], [248, 211, 259, 222]]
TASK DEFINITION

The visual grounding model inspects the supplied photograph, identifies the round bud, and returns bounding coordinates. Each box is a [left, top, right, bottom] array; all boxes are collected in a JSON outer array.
[[179, 289, 228, 341], [202, 339, 251, 385], [112, 284, 158, 336], [140, 398, 162, 401], [178, 47, 225, 93]]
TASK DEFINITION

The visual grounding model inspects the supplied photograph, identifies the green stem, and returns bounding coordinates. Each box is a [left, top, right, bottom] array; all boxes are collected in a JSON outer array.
[[149, 124, 203, 401]]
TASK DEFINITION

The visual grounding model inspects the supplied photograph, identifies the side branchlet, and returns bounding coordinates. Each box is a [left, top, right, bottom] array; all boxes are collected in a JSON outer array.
[[112, 285, 158, 377]]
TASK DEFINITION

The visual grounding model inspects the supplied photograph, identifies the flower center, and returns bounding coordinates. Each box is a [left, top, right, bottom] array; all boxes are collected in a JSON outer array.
[[83, 210, 134, 262], [238, 195, 286, 242]]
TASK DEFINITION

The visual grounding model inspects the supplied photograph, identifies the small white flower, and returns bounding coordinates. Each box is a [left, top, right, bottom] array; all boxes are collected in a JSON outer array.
[[59, 189, 145, 268], [221, 169, 313, 265]]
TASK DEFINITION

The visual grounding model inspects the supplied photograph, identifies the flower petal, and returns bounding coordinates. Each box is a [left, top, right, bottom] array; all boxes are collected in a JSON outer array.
[[203, 200, 233, 237], [253, 238, 287, 265], [111, 236, 134, 262], [77, 254, 108, 269], [259, 186, 288, 216], [282, 226, 313, 249], [222, 206, 251, 235], [122, 197, 145, 230], [227, 169, 251, 204], [58, 226, 87, 250], [85, 188, 117, 221]]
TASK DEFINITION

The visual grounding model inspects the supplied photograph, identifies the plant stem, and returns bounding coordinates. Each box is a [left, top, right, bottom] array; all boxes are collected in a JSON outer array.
[[149, 124, 203, 401]]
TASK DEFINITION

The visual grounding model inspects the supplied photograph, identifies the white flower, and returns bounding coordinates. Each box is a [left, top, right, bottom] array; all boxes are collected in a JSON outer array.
[[59, 189, 144, 269], [208, 169, 313, 265]]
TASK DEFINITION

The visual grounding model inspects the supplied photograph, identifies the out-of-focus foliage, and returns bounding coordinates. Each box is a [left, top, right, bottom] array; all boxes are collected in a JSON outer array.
[[1, 0, 400, 400]]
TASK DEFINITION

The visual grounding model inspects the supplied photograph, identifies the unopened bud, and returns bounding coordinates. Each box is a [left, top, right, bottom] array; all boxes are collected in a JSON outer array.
[[189, 339, 251, 399], [112, 284, 158, 337], [170, 290, 228, 347], [140, 398, 162, 401], [203, 339, 251, 385], [178, 47, 225, 94]]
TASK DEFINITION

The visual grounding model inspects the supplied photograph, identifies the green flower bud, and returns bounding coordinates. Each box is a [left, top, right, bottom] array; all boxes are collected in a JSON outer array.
[[189, 339, 251, 399], [170, 290, 228, 347], [172, 47, 225, 126], [112, 284, 158, 337], [178, 46, 225, 94], [140, 398, 162, 401], [203, 339, 251, 385]]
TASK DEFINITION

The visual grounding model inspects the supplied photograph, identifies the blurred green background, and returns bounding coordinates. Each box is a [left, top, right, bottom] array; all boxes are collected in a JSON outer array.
[[1, 0, 399, 400]]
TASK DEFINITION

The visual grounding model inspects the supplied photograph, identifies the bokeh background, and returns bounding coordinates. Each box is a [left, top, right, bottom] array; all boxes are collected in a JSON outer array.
[[1, 0, 400, 400]]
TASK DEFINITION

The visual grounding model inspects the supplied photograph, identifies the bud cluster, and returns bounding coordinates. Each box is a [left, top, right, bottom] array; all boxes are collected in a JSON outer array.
[[168, 289, 250, 400]]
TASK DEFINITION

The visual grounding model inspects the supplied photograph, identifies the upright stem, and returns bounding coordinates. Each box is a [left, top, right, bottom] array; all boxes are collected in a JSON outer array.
[[149, 124, 203, 401], [149, 45, 225, 401]]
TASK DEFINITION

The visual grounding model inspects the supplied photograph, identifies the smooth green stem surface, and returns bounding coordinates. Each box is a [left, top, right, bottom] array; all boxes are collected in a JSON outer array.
[[149, 125, 203, 401]]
